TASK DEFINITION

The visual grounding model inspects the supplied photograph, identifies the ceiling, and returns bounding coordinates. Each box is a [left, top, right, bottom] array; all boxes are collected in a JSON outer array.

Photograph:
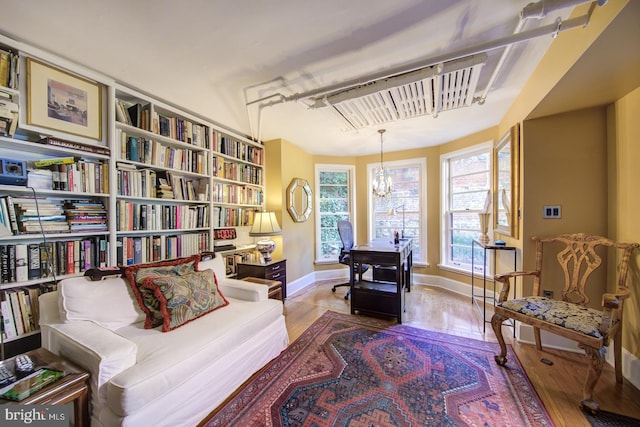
[[0, 0, 630, 156]]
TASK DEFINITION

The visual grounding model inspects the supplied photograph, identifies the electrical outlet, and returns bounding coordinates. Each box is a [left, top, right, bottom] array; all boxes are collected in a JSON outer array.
[[543, 205, 561, 219], [543, 290, 553, 299]]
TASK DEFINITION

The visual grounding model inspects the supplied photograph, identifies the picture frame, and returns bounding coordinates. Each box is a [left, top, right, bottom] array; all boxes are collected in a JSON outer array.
[[286, 177, 313, 223], [26, 58, 102, 140], [493, 123, 520, 239]]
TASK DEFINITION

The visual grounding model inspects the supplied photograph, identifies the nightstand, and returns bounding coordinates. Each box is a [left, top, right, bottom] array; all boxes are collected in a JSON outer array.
[[236, 259, 287, 300]]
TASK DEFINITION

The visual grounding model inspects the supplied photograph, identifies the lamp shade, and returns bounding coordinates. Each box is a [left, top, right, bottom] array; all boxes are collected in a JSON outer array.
[[249, 212, 282, 236]]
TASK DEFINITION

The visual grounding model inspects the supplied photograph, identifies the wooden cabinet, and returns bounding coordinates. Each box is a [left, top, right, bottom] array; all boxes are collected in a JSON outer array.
[[236, 259, 287, 300]]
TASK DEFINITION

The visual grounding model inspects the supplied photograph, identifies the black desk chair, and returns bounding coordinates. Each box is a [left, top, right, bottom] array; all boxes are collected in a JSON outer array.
[[331, 220, 369, 300]]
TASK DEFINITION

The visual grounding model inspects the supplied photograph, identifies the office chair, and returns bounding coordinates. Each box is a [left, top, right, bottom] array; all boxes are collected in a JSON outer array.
[[331, 220, 368, 300]]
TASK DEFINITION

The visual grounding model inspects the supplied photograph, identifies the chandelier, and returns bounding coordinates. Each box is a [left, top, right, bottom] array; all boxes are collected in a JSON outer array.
[[372, 129, 392, 198]]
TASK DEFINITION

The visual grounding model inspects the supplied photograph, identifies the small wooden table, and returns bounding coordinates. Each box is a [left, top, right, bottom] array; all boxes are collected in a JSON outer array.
[[0, 348, 90, 427], [241, 276, 283, 301]]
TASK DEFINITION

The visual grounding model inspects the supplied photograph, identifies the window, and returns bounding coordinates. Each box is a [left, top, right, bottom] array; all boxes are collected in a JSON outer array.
[[315, 165, 355, 263], [440, 143, 492, 273], [368, 158, 426, 264]]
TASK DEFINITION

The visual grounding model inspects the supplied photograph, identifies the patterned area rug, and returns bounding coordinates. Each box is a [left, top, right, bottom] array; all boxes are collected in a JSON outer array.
[[201, 311, 553, 426]]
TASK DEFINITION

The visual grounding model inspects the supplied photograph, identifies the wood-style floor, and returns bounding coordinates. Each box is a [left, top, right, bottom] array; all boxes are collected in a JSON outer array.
[[283, 279, 640, 427]]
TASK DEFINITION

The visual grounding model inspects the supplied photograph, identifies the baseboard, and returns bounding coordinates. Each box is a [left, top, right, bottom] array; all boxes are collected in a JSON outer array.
[[290, 268, 640, 390]]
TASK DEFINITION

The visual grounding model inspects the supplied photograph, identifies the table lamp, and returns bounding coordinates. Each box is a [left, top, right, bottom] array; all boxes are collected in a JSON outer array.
[[249, 212, 282, 262]]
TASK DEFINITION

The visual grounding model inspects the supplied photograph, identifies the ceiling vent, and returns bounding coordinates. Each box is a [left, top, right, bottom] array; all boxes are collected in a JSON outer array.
[[309, 53, 487, 129]]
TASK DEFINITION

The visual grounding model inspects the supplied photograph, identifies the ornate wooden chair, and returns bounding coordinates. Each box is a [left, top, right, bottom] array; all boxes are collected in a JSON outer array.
[[490, 233, 639, 413]]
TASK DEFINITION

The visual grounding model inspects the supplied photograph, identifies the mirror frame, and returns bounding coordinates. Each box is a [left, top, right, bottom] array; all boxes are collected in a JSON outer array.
[[493, 124, 520, 238], [286, 177, 313, 222]]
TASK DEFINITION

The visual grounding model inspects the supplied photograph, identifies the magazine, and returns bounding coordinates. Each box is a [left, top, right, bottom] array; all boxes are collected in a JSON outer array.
[[0, 368, 65, 401]]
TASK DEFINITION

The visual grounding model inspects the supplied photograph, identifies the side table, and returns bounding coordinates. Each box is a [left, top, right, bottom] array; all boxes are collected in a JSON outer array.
[[236, 259, 287, 300], [0, 348, 90, 427], [241, 277, 283, 301], [471, 239, 517, 333]]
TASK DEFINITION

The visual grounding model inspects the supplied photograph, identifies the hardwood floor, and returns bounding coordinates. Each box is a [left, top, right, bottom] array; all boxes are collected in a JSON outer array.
[[283, 279, 640, 427]]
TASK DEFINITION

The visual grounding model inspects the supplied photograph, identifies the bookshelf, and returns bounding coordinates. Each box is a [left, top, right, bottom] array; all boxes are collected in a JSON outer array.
[[113, 88, 214, 265], [0, 36, 266, 357], [0, 136, 111, 357]]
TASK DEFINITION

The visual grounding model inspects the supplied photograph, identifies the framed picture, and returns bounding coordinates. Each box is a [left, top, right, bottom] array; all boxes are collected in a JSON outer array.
[[493, 123, 520, 238], [26, 58, 102, 140]]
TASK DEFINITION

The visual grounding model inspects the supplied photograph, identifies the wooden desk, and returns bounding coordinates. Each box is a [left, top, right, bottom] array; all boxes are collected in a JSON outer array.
[[349, 239, 412, 323], [0, 348, 90, 427]]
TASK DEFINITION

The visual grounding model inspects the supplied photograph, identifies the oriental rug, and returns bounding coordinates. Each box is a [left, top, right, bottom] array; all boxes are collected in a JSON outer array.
[[201, 311, 553, 426]]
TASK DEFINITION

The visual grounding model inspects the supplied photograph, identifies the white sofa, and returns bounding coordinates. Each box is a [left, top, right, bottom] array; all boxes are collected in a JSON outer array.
[[38, 256, 289, 427]]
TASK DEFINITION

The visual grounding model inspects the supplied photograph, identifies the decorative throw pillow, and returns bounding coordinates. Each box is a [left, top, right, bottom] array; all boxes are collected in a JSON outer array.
[[123, 254, 200, 328], [141, 269, 229, 332]]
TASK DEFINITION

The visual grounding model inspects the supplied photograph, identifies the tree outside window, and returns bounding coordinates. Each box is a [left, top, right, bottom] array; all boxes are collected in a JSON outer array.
[[315, 165, 355, 262]]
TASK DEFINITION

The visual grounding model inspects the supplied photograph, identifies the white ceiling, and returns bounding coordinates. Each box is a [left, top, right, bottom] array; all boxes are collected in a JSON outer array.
[[0, 0, 613, 156]]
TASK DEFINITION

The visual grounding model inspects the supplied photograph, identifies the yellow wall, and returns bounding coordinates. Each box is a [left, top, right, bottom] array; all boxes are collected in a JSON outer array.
[[264, 138, 316, 281], [520, 107, 609, 301], [610, 85, 640, 354]]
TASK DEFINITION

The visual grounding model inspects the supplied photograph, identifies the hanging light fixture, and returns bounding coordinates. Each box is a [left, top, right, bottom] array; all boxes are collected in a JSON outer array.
[[372, 129, 392, 198]]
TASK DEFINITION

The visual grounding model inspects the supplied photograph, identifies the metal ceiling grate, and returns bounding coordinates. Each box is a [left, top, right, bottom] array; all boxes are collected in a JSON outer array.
[[314, 54, 486, 129]]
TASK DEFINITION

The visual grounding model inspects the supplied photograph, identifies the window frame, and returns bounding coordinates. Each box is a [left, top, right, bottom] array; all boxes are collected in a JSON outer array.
[[314, 164, 356, 264], [439, 142, 493, 275], [367, 157, 427, 265]]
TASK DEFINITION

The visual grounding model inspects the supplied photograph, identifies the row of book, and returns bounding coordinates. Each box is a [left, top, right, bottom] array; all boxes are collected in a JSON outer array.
[[116, 166, 209, 201], [115, 101, 210, 148], [213, 206, 260, 228], [212, 182, 263, 205], [116, 201, 209, 231], [213, 156, 263, 185], [224, 251, 261, 276], [0, 236, 108, 284], [216, 136, 263, 165], [118, 130, 209, 174], [0, 196, 107, 235], [1, 287, 42, 340], [29, 156, 108, 193], [116, 233, 210, 266]]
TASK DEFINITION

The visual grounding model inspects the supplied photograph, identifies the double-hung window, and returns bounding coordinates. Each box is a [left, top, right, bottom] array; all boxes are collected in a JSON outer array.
[[369, 158, 426, 264], [441, 143, 492, 273], [315, 165, 355, 263]]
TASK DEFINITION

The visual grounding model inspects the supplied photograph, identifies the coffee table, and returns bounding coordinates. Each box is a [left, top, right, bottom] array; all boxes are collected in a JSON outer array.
[[0, 348, 90, 426]]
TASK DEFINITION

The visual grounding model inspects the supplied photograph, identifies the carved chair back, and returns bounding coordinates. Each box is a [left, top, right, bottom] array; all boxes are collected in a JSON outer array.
[[533, 233, 636, 307]]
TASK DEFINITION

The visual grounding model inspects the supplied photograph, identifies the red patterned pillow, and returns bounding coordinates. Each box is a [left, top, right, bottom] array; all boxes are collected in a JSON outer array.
[[123, 254, 200, 328], [141, 269, 229, 332]]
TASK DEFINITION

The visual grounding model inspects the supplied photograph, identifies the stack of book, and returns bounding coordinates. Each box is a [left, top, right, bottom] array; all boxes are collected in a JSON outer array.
[[156, 172, 174, 199], [64, 199, 108, 233], [13, 198, 69, 234]]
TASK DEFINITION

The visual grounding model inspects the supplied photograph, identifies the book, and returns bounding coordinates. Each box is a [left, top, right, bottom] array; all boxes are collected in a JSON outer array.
[[0, 49, 11, 87], [33, 157, 76, 168], [39, 136, 110, 156], [0, 368, 65, 401], [3, 196, 19, 235], [1, 298, 17, 339], [8, 291, 23, 335], [15, 244, 28, 282], [127, 103, 142, 128], [27, 243, 40, 280]]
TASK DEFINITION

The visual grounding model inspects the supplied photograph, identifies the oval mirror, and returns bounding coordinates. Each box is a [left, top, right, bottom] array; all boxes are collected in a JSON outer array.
[[287, 178, 312, 222]]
